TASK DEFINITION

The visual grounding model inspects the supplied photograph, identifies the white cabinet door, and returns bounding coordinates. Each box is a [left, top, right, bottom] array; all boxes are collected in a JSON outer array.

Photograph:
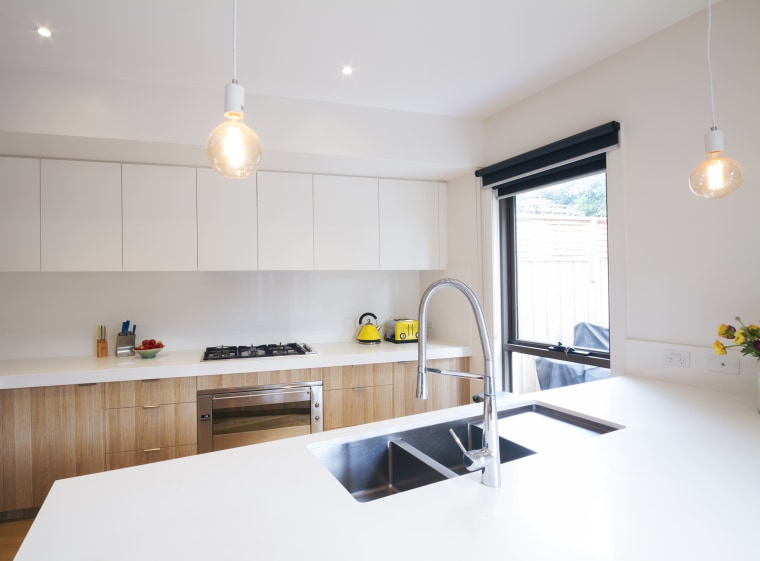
[[197, 168, 257, 271], [122, 164, 197, 271], [313, 174, 379, 270], [0, 157, 40, 271], [40, 160, 122, 271], [438, 182, 448, 270], [257, 171, 313, 270], [379, 178, 441, 270]]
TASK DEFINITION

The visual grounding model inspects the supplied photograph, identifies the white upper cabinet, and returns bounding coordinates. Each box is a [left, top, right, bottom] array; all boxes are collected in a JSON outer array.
[[197, 168, 257, 271], [0, 157, 40, 271], [438, 182, 448, 270], [313, 174, 379, 270], [379, 178, 443, 270], [122, 164, 197, 271], [257, 171, 313, 270], [40, 160, 122, 271]]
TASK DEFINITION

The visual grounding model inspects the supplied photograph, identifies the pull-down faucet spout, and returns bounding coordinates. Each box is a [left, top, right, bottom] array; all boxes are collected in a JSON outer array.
[[417, 278, 501, 488]]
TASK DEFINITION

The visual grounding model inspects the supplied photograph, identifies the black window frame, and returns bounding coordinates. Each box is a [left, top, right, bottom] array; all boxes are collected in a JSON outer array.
[[479, 122, 619, 392]]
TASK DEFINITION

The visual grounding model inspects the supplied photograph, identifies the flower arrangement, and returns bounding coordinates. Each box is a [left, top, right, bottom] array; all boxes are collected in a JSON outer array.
[[713, 317, 760, 361]]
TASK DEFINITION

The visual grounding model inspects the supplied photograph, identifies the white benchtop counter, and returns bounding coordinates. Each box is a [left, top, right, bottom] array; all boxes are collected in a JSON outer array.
[[0, 341, 470, 389], [16, 376, 760, 561]]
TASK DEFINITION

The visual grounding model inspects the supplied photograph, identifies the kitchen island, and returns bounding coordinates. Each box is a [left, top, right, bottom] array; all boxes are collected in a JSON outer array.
[[14, 376, 760, 560]]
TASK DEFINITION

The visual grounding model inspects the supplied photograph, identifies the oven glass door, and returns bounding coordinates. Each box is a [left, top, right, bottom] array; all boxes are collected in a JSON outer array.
[[211, 388, 313, 450]]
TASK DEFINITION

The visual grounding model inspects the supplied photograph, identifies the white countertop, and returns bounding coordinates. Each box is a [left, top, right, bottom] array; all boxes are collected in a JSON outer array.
[[15, 376, 760, 561], [0, 341, 470, 389]]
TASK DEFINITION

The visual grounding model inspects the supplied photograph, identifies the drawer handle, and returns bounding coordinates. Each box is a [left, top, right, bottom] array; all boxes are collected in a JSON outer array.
[[143, 448, 161, 453], [352, 386, 367, 391], [141, 379, 160, 382], [142, 404, 160, 409]]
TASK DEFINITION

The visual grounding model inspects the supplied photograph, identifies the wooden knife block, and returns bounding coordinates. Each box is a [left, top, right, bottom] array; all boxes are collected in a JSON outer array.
[[96, 340, 108, 358]]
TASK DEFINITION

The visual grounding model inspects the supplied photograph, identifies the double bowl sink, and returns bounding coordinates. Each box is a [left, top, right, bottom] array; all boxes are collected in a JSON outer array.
[[309, 402, 621, 502]]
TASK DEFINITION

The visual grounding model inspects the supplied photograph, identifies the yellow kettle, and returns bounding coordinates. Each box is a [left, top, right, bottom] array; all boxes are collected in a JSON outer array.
[[357, 312, 382, 345]]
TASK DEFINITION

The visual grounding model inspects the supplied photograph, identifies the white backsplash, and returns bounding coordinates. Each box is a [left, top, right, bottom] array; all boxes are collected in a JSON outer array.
[[0, 271, 422, 359]]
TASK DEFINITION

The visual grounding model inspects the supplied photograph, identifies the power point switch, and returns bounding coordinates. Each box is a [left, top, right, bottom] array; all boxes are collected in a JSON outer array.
[[663, 349, 691, 368]]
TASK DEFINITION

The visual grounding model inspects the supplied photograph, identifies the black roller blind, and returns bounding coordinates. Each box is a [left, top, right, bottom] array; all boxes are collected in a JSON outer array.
[[476, 121, 620, 197]]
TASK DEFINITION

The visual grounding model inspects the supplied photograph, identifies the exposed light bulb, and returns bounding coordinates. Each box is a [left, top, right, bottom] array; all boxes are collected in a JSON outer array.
[[689, 128, 744, 199], [207, 117, 261, 179], [342, 65, 353, 76], [207, 0, 261, 180], [207, 82, 261, 179], [689, 0, 743, 199], [35, 26, 52, 38]]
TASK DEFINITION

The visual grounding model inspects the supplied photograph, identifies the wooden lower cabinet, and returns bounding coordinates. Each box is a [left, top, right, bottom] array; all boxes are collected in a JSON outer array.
[[104, 377, 197, 471], [196, 368, 321, 391], [105, 376, 197, 409], [0, 383, 104, 512], [323, 364, 394, 430], [393, 357, 471, 418], [106, 444, 196, 471], [105, 403, 197, 455], [323, 386, 394, 430]]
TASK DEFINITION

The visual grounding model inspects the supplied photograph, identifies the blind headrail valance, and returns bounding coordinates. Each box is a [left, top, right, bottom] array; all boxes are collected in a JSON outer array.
[[476, 121, 620, 189]]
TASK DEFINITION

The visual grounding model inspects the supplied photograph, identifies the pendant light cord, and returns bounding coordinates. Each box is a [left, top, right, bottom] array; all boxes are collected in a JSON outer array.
[[706, 0, 716, 130], [232, 0, 238, 84]]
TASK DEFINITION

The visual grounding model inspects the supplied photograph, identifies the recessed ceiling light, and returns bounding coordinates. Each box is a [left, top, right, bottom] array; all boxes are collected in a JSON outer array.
[[35, 26, 52, 38], [341, 65, 353, 76]]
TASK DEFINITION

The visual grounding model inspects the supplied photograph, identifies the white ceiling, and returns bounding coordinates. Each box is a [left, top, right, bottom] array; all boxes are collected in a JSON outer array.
[[0, 0, 711, 120]]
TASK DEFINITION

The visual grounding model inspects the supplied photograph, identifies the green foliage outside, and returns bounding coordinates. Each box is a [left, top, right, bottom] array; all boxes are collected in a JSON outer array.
[[517, 173, 607, 218]]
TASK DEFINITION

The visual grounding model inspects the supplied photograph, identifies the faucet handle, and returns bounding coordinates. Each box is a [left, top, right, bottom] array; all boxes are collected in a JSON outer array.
[[448, 428, 495, 472], [449, 428, 468, 454]]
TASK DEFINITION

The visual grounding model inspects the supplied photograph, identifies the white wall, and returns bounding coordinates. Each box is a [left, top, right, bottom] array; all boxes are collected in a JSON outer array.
[[482, 0, 760, 395], [0, 45, 487, 362], [0, 67, 483, 181], [0, 271, 421, 359]]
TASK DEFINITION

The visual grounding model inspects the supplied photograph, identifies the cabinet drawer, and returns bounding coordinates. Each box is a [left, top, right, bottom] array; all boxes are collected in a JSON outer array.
[[105, 402, 197, 453], [393, 358, 471, 417], [105, 377, 197, 409], [322, 363, 393, 390], [323, 385, 393, 430], [196, 368, 321, 391], [106, 444, 196, 471]]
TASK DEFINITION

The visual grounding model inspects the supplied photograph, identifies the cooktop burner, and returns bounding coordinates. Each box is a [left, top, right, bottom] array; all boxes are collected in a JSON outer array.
[[202, 342, 315, 361]]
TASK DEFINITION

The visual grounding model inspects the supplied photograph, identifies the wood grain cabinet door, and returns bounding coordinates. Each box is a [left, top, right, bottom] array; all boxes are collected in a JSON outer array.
[[105, 378, 197, 409], [0, 383, 104, 512], [106, 403, 196, 454], [323, 364, 394, 429], [323, 386, 394, 430], [393, 358, 471, 418]]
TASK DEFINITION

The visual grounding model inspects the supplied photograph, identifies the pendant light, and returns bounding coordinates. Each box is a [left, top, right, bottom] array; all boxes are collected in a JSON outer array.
[[689, 0, 743, 199], [207, 0, 262, 179]]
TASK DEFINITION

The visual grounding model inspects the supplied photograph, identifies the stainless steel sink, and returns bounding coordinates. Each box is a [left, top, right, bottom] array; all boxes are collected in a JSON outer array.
[[309, 401, 621, 503]]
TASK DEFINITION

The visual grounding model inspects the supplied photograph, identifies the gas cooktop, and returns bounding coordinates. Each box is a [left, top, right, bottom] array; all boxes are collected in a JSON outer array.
[[202, 342, 315, 361]]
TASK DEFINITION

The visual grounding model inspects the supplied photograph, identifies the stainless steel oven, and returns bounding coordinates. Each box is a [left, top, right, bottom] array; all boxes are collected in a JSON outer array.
[[197, 381, 323, 453]]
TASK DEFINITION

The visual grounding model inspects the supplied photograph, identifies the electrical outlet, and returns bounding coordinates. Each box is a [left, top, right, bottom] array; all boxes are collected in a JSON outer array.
[[708, 355, 740, 374], [663, 349, 691, 368]]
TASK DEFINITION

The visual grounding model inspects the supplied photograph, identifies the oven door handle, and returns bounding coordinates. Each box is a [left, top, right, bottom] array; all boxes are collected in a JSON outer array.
[[211, 389, 312, 409]]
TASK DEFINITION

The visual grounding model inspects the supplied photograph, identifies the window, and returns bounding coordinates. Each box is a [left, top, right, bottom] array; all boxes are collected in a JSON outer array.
[[476, 122, 618, 393]]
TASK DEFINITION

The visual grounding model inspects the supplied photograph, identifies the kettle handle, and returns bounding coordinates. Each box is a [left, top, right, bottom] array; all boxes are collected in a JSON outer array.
[[359, 312, 377, 325]]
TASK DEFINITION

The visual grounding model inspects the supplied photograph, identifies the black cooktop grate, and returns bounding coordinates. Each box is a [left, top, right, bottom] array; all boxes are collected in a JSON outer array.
[[202, 343, 313, 361]]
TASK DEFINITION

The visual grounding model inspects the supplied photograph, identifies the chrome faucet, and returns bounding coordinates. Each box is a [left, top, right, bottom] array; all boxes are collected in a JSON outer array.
[[417, 278, 501, 488]]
